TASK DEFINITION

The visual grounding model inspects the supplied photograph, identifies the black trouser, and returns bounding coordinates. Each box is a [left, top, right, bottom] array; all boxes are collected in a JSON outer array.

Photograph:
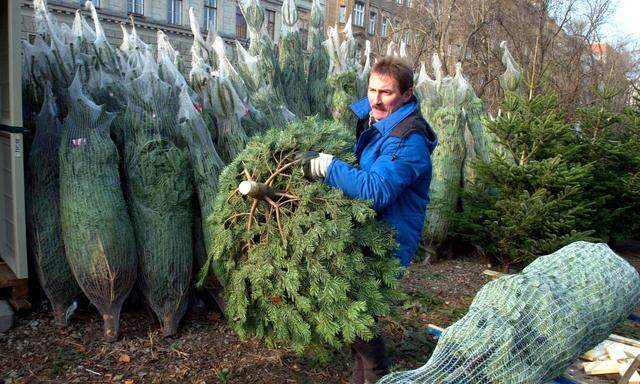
[[351, 335, 390, 384]]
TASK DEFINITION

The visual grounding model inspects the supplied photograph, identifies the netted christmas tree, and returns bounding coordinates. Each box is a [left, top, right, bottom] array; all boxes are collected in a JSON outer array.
[[177, 87, 225, 268], [198, 118, 405, 351], [306, 0, 331, 118], [27, 87, 82, 326], [237, 0, 294, 130], [379, 241, 640, 384], [116, 68, 194, 337], [59, 76, 137, 342], [278, 0, 310, 118], [417, 55, 469, 255], [323, 20, 361, 127]]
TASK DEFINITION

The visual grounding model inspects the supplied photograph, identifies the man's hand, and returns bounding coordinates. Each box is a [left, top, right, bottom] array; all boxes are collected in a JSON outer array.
[[310, 153, 334, 178], [295, 151, 334, 179]]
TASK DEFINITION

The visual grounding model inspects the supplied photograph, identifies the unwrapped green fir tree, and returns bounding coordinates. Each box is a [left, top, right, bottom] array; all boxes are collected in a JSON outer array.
[[199, 118, 405, 351], [452, 93, 595, 268]]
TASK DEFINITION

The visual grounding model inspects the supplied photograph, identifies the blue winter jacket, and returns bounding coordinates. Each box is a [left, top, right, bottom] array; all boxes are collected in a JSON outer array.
[[324, 96, 437, 266]]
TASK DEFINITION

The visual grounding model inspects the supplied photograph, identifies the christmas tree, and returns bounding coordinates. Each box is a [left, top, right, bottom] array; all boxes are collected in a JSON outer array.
[[199, 118, 405, 351]]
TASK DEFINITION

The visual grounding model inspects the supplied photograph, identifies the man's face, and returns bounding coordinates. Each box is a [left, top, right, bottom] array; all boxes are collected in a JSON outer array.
[[368, 73, 413, 121]]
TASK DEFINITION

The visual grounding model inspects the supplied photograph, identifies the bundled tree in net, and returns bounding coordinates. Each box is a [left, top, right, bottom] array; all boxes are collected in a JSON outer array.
[[278, 0, 310, 118], [114, 65, 195, 337], [379, 241, 640, 384], [306, 0, 331, 119], [27, 87, 82, 326], [233, 4, 295, 133], [198, 118, 405, 351], [323, 20, 361, 127], [417, 54, 468, 255], [235, 42, 291, 133], [59, 76, 137, 342], [209, 37, 251, 162], [177, 87, 225, 271]]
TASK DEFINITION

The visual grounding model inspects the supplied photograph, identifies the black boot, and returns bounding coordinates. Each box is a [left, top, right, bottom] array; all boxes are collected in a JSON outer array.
[[351, 336, 390, 384]]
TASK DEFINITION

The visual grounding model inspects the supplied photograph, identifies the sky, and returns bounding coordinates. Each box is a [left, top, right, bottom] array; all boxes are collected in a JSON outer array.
[[602, 0, 640, 44]]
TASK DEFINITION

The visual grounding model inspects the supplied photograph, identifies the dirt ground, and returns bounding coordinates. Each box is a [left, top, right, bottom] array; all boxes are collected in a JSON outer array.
[[1, 250, 639, 384]]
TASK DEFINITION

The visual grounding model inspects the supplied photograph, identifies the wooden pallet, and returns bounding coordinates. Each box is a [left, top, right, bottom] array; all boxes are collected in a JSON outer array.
[[0, 262, 31, 311]]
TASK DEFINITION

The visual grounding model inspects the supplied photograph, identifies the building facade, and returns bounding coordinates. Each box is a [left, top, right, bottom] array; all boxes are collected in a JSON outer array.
[[324, 0, 404, 49], [20, 0, 317, 59]]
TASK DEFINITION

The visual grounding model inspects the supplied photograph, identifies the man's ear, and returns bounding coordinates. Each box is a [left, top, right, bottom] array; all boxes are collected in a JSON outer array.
[[403, 87, 414, 102]]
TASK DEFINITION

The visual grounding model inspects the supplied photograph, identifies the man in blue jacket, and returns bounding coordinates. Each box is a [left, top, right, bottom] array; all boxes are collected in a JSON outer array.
[[307, 56, 437, 383]]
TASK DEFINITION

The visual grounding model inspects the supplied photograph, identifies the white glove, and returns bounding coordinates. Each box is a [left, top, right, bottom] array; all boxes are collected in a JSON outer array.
[[309, 152, 334, 178]]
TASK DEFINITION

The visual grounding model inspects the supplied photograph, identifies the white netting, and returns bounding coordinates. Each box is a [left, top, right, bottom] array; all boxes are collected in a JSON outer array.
[[499, 41, 522, 93], [379, 242, 640, 384]]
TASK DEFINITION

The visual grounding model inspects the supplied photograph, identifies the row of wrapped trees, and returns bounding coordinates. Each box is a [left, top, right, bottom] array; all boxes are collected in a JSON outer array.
[[21, 0, 376, 342]]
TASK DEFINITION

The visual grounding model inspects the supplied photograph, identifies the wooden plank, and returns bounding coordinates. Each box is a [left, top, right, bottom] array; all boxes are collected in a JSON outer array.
[[8, 298, 30, 311], [0, 262, 20, 289], [482, 269, 506, 279], [619, 355, 640, 384], [584, 341, 616, 361], [610, 335, 640, 349], [583, 360, 621, 375], [608, 345, 629, 361]]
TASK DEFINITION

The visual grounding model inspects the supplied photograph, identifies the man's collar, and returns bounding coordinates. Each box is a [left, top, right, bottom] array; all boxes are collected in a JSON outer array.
[[350, 96, 419, 136]]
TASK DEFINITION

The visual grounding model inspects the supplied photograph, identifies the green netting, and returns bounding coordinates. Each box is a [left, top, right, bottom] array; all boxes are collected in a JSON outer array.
[[27, 87, 82, 326], [420, 57, 468, 250], [116, 72, 194, 337], [380, 241, 640, 384], [323, 22, 360, 128], [499, 41, 523, 94], [235, 42, 292, 132], [59, 76, 137, 342], [278, 0, 310, 118], [198, 118, 405, 351], [178, 87, 225, 265]]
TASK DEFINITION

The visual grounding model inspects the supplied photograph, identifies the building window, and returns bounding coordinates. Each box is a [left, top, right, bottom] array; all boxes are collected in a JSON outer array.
[[339, 5, 346, 23], [299, 11, 309, 50], [266, 9, 276, 39], [168, 0, 183, 24], [402, 30, 409, 45], [236, 6, 247, 39], [381, 17, 388, 36], [128, 0, 144, 15], [204, 0, 217, 31], [407, 0, 413, 7], [368, 11, 376, 35], [395, 0, 402, 5], [353, 2, 364, 27], [81, 0, 100, 7]]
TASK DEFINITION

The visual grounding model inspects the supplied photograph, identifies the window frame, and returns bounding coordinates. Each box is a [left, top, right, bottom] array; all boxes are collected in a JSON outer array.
[[339, 5, 346, 23], [381, 16, 388, 36], [353, 2, 364, 27], [168, 0, 183, 25], [368, 11, 376, 35], [266, 9, 276, 39], [236, 5, 248, 39], [299, 11, 309, 50], [127, 0, 144, 15], [204, 0, 217, 31]]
